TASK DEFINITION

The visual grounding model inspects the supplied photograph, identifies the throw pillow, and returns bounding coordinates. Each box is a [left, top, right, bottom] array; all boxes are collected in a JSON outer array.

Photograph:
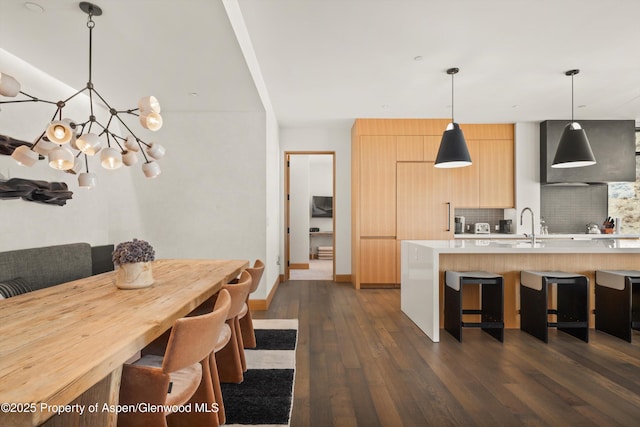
[[0, 277, 32, 298]]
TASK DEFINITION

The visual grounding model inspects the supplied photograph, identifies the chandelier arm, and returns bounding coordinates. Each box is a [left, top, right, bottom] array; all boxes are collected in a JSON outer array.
[[31, 129, 47, 149], [111, 113, 152, 150], [90, 87, 115, 113], [63, 86, 90, 104]]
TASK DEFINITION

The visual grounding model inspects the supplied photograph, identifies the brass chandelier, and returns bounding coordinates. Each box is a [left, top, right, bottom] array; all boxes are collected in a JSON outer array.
[[0, 2, 165, 189]]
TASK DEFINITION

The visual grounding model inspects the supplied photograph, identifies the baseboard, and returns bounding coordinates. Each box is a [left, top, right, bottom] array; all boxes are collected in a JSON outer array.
[[248, 275, 281, 311], [289, 263, 309, 270], [335, 274, 351, 283], [360, 283, 400, 289]]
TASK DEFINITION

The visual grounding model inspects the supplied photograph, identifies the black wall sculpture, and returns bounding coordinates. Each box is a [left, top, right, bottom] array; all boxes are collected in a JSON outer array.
[[0, 134, 73, 206], [0, 178, 73, 206]]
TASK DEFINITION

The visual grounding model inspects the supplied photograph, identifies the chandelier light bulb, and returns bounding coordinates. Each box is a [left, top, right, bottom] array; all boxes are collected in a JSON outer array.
[[78, 172, 97, 189], [46, 120, 74, 144], [138, 96, 161, 113], [100, 147, 123, 170], [140, 111, 163, 131], [76, 133, 103, 155], [11, 145, 39, 167], [48, 146, 74, 170]]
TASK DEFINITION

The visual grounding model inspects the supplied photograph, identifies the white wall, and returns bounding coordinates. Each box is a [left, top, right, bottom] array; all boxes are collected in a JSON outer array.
[[133, 111, 267, 266], [279, 127, 351, 276]]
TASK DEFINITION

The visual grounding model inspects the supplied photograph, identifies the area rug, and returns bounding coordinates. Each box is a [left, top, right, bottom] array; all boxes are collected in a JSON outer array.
[[222, 319, 298, 426]]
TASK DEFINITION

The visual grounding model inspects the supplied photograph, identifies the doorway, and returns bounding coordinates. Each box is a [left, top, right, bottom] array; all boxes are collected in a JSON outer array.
[[284, 152, 336, 281]]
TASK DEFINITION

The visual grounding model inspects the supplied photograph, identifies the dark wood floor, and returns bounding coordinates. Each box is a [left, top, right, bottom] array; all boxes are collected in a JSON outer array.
[[254, 280, 640, 427]]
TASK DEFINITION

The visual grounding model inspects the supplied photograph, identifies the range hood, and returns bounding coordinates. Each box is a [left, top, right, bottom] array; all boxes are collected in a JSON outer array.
[[540, 120, 636, 184]]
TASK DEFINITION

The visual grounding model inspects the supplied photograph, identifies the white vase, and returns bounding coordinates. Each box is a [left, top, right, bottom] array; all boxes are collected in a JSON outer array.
[[115, 262, 154, 289]]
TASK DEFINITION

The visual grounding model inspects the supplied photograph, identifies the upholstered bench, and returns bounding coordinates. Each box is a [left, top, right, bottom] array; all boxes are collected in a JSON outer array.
[[595, 270, 640, 342], [0, 243, 114, 299], [444, 271, 504, 342], [520, 271, 589, 343]]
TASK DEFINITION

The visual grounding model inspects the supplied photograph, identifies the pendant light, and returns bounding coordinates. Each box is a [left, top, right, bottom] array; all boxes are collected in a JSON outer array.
[[435, 67, 472, 168], [551, 69, 596, 168]]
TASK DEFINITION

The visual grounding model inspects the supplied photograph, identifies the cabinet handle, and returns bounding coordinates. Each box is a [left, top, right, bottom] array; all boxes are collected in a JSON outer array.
[[446, 202, 451, 231]]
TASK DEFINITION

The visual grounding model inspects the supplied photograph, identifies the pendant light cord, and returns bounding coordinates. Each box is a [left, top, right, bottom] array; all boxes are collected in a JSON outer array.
[[451, 72, 455, 122], [565, 69, 580, 123]]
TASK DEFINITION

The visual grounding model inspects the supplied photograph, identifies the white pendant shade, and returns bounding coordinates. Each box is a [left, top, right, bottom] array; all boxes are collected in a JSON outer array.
[[48, 146, 74, 170], [139, 111, 163, 131], [122, 150, 138, 166], [46, 120, 74, 144], [142, 161, 161, 178], [124, 135, 139, 152], [100, 147, 123, 170], [33, 137, 57, 155], [11, 145, 38, 167], [0, 72, 20, 97], [76, 133, 103, 155], [78, 172, 97, 189], [138, 96, 161, 113], [146, 142, 166, 160], [67, 157, 85, 175]]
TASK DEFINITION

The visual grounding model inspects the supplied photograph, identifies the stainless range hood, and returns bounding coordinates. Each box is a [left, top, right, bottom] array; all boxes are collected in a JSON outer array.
[[540, 120, 636, 184]]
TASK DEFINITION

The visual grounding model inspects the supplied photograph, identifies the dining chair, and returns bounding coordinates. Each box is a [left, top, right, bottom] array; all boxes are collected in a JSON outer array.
[[118, 289, 231, 427], [239, 259, 265, 348], [210, 270, 252, 424], [214, 270, 252, 383]]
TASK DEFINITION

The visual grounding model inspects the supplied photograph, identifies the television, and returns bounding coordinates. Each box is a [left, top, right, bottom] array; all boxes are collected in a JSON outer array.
[[311, 196, 333, 218]]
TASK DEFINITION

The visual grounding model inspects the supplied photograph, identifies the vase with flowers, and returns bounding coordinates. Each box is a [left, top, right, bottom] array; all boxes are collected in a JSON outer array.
[[112, 238, 156, 289]]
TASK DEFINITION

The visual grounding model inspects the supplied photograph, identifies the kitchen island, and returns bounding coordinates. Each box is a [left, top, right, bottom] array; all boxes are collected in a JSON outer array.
[[401, 239, 640, 342]]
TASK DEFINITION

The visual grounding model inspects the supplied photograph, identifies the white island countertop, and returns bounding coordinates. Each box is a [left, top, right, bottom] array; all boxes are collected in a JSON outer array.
[[401, 238, 640, 343], [412, 238, 640, 253]]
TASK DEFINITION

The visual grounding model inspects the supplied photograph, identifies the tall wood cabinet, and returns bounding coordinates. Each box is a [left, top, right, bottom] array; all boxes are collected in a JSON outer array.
[[352, 119, 515, 288]]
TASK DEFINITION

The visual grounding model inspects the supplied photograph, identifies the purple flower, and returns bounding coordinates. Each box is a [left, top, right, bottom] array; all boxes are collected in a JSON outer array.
[[112, 238, 156, 265]]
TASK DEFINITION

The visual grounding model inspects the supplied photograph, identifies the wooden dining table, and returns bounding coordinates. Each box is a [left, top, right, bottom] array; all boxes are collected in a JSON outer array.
[[0, 258, 248, 427]]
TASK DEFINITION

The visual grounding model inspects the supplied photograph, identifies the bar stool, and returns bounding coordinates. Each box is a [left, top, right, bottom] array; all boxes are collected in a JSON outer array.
[[520, 271, 589, 343], [595, 270, 640, 342], [444, 271, 504, 342]]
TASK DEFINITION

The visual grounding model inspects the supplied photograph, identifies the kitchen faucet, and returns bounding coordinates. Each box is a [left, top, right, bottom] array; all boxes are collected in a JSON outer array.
[[520, 207, 536, 245]]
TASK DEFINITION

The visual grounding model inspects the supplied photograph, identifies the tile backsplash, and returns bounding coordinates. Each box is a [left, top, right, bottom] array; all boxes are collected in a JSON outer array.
[[455, 208, 505, 233], [540, 184, 608, 234]]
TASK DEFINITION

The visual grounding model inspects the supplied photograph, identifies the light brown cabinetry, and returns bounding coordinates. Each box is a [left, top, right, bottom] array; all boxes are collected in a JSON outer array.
[[397, 162, 453, 240], [359, 136, 396, 236], [351, 119, 514, 289], [478, 139, 514, 208]]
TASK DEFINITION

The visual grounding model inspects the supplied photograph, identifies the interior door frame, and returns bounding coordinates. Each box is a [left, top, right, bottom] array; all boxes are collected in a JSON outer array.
[[284, 151, 336, 281]]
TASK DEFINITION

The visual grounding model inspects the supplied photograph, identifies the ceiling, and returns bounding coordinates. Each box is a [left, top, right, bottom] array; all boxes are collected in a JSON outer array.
[[2, 0, 640, 129]]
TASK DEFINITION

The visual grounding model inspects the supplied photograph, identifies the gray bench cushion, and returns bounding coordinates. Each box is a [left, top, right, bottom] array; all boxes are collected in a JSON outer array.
[[0, 243, 92, 291]]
